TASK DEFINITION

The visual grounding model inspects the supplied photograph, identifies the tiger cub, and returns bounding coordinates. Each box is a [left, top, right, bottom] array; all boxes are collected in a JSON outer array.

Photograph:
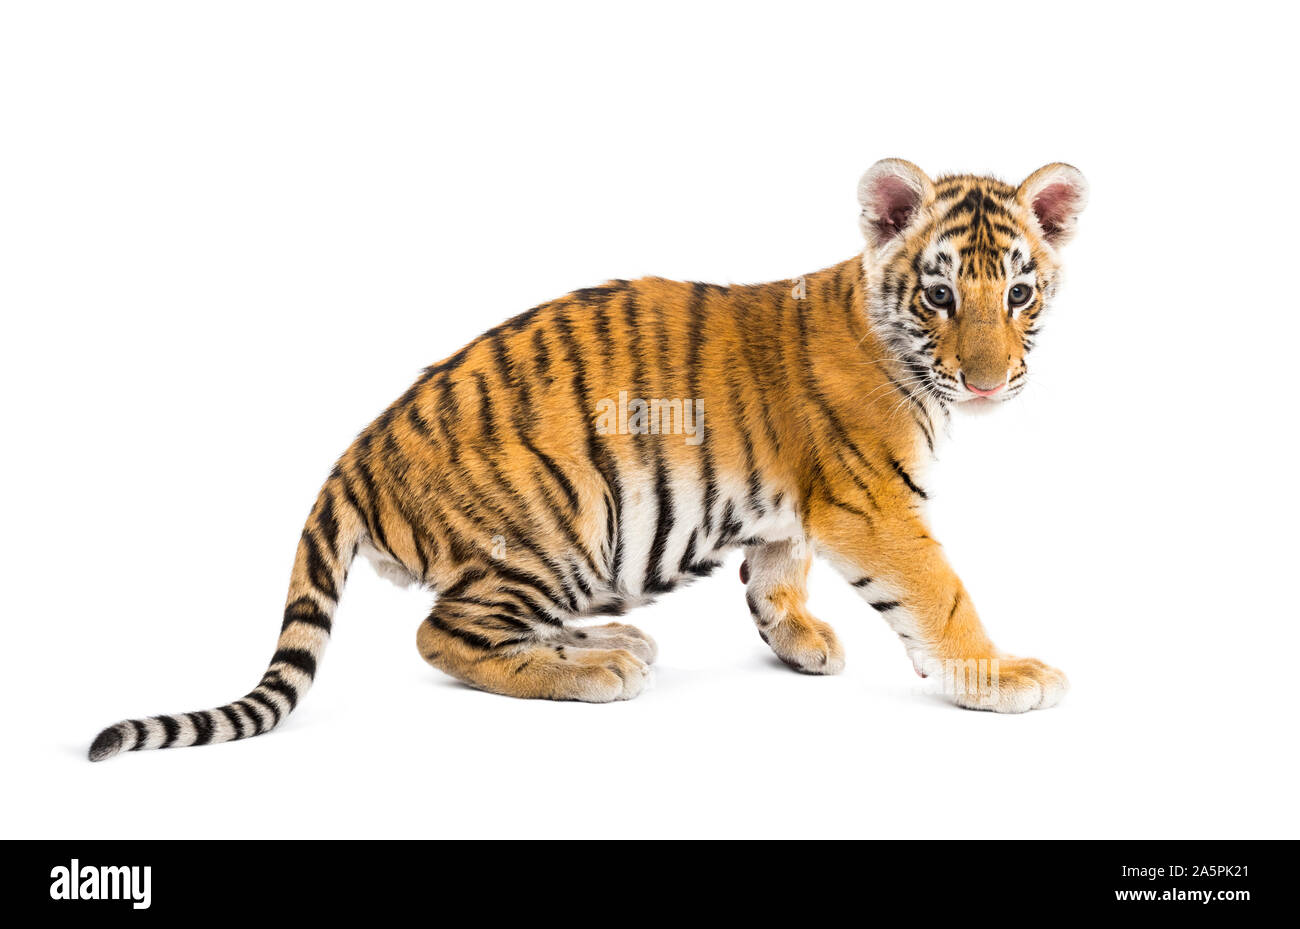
[[89, 159, 1087, 760]]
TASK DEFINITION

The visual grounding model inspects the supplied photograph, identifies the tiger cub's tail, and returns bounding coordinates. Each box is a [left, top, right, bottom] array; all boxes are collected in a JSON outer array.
[[88, 478, 363, 761]]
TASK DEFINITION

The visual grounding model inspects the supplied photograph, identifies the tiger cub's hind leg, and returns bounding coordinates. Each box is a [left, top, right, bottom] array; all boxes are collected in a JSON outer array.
[[416, 570, 651, 703], [743, 539, 845, 675]]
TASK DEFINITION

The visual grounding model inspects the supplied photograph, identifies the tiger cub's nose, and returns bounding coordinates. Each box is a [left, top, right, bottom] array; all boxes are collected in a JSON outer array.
[[963, 377, 1006, 397]]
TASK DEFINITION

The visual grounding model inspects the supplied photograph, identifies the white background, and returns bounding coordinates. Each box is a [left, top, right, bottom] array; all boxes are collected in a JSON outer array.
[[3, 1, 1297, 839]]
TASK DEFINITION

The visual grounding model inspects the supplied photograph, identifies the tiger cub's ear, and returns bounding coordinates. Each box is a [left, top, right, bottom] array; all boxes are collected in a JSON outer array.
[[1018, 163, 1088, 249], [857, 158, 934, 253]]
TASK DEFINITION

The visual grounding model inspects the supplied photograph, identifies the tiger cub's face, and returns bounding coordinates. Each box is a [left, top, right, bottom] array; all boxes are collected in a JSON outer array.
[[857, 159, 1087, 407]]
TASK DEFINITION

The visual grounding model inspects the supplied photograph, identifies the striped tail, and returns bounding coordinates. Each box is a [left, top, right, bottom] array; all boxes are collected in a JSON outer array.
[[88, 481, 362, 761]]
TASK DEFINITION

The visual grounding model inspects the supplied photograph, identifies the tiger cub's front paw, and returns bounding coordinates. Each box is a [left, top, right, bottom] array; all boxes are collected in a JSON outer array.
[[946, 656, 1069, 713], [761, 616, 846, 675]]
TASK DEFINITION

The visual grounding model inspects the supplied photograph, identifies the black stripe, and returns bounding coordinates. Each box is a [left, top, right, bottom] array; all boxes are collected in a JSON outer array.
[[684, 283, 718, 537], [870, 601, 901, 612], [936, 222, 969, 242], [455, 595, 525, 617], [569, 281, 629, 304], [530, 445, 580, 513], [426, 612, 515, 652], [677, 531, 698, 576], [350, 453, 396, 559], [472, 368, 504, 448], [531, 326, 550, 370], [438, 521, 477, 569], [717, 500, 744, 544], [234, 699, 265, 735], [335, 468, 382, 555], [218, 704, 245, 740], [649, 286, 683, 592], [700, 455, 719, 537], [934, 182, 970, 202], [282, 596, 332, 633], [888, 457, 928, 499], [271, 647, 318, 679], [246, 691, 283, 727], [835, 261, 856, 327], [259, 676, 300, 712], [130, 718, 148, 751], [316, 489, 341, 561], [378, 431, 434, 582], [720, 340, 762, 518], [489, 566, 566, 625], [833, 446, 881, 513], [186, 711, 215, 746], [156, 715, 180, 749], [735, 296, 784, 458], [567, 557, 593, 598], [600, 493, 617, 571], [301, 528, 338, 601], [852, 577, 872, 588], [440, 567, 488, 601], [946, 591, 963, 629], [644, 459, 676, 593], [878, 367, 936, 452], [485, 611, 535, 634], [822, 492, 873, 522], [407, 400, 434, 437]]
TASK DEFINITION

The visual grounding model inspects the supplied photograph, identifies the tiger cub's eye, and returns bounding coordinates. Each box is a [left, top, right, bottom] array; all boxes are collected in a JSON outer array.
[[1008, 283, 1034, 307], [925, 284, 954, 308]]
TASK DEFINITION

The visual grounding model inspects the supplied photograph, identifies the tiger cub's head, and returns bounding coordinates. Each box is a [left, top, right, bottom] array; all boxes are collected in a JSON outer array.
[[857, 159, 1087, 407]]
